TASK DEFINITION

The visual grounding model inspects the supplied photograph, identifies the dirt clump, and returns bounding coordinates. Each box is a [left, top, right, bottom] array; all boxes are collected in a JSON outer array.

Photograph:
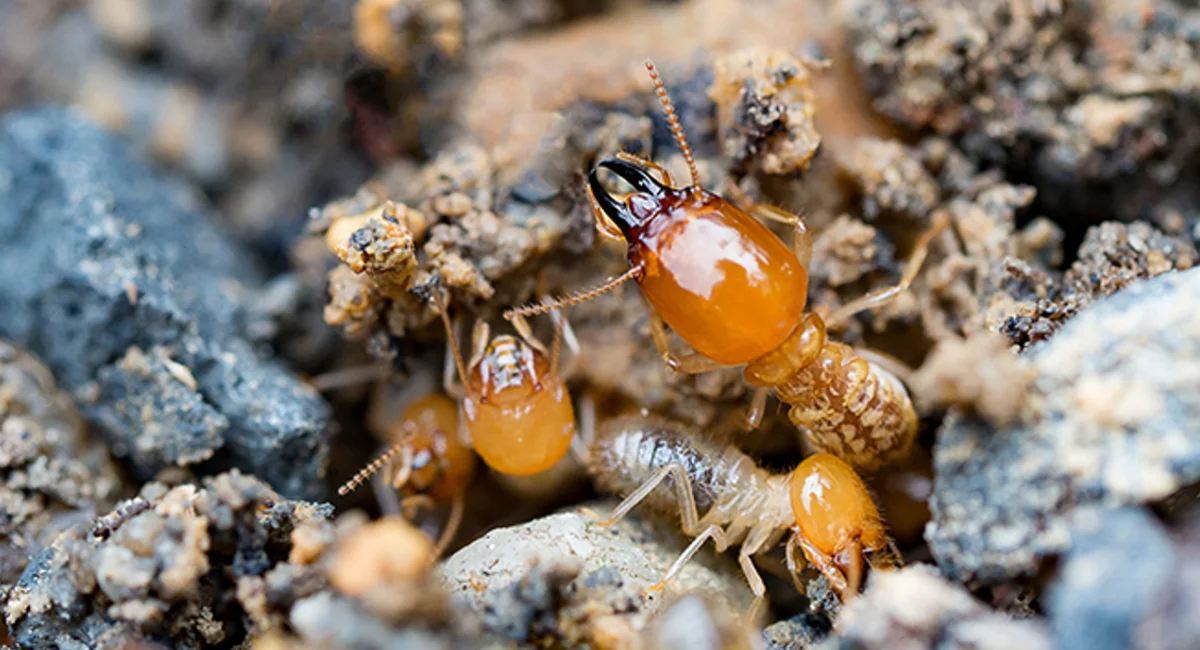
[[0, 341, 126, 588]]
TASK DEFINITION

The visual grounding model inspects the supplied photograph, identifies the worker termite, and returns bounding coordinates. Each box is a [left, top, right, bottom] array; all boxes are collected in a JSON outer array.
[[586, 415, 896, 620], [338, 392, 476, 556], [335, 287, 579, 551], [434, 289, 579, 477], [506, 60, 949, 471]]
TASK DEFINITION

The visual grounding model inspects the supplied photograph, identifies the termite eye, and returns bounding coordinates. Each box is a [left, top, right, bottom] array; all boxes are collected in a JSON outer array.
[[589, 157, 669, 236]]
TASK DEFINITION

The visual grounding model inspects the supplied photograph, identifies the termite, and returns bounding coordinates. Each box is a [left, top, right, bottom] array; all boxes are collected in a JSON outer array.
[[587, 415, 896, 619], [335, 288, 580, 550], [338, 392, 476, 556], [505, 60, 949, 472], [434, 289, 579, 477]]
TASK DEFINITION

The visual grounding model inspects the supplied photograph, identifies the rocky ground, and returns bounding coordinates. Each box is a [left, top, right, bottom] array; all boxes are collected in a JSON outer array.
[[1, 0, 1199, 648]]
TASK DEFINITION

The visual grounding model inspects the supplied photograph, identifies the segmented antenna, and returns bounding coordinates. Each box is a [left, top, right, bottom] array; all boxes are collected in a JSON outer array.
[[503, 266, 642, 321], [338, 441, 407, 495], [645, 59, 700, 188]]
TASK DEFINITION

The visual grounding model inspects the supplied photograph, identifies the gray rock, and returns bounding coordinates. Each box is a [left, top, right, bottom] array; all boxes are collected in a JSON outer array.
[[437, 501, 753, 646], [0, 109, 330, 499], [1047, 507, 1180, 650], [927, 267, 1200, 584]]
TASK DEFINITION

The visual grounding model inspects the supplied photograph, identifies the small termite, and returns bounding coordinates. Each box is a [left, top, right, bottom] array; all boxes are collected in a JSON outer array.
[[587, 415, 896, 619], [338, 392, 476, 556], [434, 289, 579, 476], [506, 60, 949, 472]]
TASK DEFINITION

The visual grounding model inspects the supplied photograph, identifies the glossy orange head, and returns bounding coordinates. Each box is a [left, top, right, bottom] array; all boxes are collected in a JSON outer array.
[[395, 394, 476, 503], [462, 335, 575, 476], [788, 453, 888, 567], [589, 159, 808, 365]]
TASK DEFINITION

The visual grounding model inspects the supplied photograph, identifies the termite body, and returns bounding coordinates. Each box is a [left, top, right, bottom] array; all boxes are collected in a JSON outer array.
[[507, 60, 947, 471], [339, 392, 476, 556], [587, 415, 895, 617], [438, 292, 579, 476]]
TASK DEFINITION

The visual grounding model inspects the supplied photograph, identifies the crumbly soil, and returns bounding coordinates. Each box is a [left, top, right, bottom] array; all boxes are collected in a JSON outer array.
[[2, 0, 1199, 648]]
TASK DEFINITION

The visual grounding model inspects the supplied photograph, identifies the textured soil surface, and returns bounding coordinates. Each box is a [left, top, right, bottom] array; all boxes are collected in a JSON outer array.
[[1, 0, 1199, 648]]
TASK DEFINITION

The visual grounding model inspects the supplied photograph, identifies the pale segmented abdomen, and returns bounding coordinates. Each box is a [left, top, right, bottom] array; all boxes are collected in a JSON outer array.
[[587, 415, 763, 521], [775, 340, 917, 472]]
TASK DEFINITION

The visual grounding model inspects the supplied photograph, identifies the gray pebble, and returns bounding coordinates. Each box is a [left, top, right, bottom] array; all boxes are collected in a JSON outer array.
[[0, 109, 330, 499], [928, 267, 1200, 584]]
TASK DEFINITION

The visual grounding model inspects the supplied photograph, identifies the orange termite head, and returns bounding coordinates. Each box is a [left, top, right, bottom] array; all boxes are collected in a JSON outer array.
[[788, 453, 890, 590], [511, 60, 809, 366], [462, 335, 575, 476], [397, 394, 476, 503]]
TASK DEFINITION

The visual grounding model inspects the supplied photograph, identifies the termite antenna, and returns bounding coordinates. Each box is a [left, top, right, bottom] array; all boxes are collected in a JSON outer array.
[[645, 59, 700, 188], [431, 285, 470, 391], [338, 440, 408, 496], [503, 266, 642, 321]]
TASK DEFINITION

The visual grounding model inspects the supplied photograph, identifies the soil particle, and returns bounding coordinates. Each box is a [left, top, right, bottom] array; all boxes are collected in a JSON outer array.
[[709, 49, 822, 178], [0, 110, 331, 500], [809, 215, 896, 290], [818, 564, 1051, 650], [1065, 221, 1197, 300], [910, 331, 1035, 428], [927, 267, 1200, 585], [0, 341, 125, 588], [837, 138, 939, 224], [996, 221, 1197, 350], [844, 0, 1200, 224], [3, 470, 333, 650]]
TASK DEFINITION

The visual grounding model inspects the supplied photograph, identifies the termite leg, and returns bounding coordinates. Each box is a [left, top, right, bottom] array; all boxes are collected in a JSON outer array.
[[569, 391, 596, 465], [874, 539, 904, 572], [737, 524, 773, 627], [468, 319, 489, 371], [510, 311, 550, 357], [400, 494, 437, 520], [550, 307, 581, 378], [614, 151, 676, 188], [785, 532, 808, 595], [745, 387, 771, 430], [825, 212, 950, 330], [727, 183, 812, 270], [433, 493, 466, 558], [308, 363, 390, 393], [589, 462, 704, 536], [390, 444, 415, 489], [372, 469, 404, 517], [647, 524, 731, 593], [443, 339, 466, 400], [648, 310, 731, 375], [843, 538, 865, 601], [797, 535, 849, 595]]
